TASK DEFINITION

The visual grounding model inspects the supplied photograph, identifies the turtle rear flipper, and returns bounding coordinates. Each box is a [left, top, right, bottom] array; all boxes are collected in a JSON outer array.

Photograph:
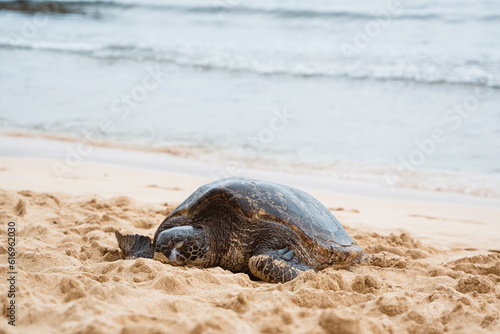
[[115, 231, 154, 259], [353, 252, 406, 268], [248, 250, 313, 283], [353, 253, 374, 265]]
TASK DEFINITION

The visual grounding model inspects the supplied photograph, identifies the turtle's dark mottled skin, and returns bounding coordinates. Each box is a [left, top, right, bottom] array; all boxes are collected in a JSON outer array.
[[115, 177, 365, 283]]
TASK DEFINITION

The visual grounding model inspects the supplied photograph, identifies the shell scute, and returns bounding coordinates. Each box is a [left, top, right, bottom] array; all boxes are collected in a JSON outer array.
[[167, 177, 354, 247]]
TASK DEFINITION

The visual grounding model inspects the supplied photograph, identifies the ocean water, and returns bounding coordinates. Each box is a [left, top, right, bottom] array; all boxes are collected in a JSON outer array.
[[0, 0, 499, 196]]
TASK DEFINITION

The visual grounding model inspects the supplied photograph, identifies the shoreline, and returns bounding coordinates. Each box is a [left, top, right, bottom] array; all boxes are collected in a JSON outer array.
[[1, 132, 500, 208]]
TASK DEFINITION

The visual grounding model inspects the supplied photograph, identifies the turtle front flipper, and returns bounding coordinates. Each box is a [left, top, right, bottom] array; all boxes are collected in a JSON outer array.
[[115, 231, 154, 259], [248, 250, 312, 283]]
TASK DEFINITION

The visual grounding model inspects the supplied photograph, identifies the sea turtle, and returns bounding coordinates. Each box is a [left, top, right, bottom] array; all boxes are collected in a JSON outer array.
[[115, 177, 365, 283]]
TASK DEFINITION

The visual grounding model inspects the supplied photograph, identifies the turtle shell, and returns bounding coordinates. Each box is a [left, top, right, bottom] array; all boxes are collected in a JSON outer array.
[[167, 177, 355, 248]]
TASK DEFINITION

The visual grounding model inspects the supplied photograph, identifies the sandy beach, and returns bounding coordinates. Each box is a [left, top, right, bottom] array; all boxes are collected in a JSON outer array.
[[0, 143, 499, 333], [2, 0, 500, 331]]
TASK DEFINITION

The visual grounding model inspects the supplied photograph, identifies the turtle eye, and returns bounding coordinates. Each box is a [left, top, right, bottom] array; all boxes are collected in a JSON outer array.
[[166, 242, 187, 264]]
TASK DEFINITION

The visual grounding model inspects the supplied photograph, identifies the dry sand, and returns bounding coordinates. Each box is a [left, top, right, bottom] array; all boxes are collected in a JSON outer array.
[[0, 157, 499, 334]]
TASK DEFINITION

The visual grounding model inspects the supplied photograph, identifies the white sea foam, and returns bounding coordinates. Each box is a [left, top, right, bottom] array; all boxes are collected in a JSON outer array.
[[0, 38, 498, 88]]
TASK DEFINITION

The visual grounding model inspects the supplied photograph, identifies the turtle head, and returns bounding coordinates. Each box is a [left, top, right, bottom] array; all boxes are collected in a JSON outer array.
[[153, 226, 209, 266]]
